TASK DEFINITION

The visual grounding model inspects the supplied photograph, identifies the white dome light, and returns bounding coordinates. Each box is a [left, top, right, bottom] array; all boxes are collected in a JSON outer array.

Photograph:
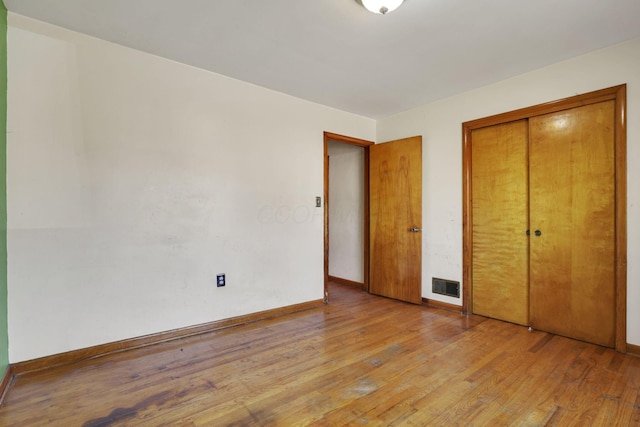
[[360, 0, 405, 15]]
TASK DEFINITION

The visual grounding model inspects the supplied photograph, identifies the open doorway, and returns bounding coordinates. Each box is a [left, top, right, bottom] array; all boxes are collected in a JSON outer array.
[[328, 142, 365, 287], [323, 132, 373, 301]]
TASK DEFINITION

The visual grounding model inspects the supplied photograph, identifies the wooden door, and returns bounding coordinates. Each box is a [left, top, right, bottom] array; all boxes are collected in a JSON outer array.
[[529, 101, 616, 347], [370, 136, 422, 304], [471, 120, 529, 325]]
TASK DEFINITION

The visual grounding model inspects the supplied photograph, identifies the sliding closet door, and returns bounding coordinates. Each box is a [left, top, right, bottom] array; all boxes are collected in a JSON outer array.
[[529, 101, 616, 347], [471, 120, 529, 325]]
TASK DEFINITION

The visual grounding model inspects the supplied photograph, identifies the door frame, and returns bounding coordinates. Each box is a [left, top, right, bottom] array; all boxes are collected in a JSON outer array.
[[323, 132, 374, 301], [462, 84, 627, 352]]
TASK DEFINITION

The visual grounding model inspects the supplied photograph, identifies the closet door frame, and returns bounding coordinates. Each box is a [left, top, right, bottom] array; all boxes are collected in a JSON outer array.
[[462, 84, 627, 352]]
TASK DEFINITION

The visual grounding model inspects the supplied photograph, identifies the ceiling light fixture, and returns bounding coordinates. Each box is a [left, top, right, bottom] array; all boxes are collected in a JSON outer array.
[[359, 0, 405, 15]]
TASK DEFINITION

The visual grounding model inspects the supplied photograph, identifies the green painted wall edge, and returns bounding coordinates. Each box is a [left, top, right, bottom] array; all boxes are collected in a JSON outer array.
[[0, 0, 8, 376]]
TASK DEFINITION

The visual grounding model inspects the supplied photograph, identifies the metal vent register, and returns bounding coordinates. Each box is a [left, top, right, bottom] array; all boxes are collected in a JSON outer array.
[[432, 278, 460, 298]]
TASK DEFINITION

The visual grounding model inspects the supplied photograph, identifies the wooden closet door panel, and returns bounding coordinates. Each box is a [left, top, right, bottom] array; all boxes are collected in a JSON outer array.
[[529, 101, 616, 347], [471, 120, 529, 325]]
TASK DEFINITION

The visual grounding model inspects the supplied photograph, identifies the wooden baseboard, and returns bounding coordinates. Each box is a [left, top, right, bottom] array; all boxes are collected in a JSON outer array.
[[0, 366, 13, 406], [422, 298, 464, 313], [627, 343, 640, 357], [328, 276, 365, 290], [11, 298, 325, 376]]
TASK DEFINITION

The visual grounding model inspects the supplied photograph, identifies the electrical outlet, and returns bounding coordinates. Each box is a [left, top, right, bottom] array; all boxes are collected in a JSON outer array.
[[216, 274, 225, 287], [316, 196, 322, 207]]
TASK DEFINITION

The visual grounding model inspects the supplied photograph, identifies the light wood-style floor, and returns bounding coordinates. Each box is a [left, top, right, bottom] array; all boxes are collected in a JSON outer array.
[[1, 283, 640, 426]]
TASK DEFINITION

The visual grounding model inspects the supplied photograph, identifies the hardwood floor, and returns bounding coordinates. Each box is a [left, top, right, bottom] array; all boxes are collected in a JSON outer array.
[[1, 283, 639, 426]]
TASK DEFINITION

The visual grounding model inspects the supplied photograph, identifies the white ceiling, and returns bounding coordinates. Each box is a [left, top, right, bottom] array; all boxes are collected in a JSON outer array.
[[5, 0, 640, 119]]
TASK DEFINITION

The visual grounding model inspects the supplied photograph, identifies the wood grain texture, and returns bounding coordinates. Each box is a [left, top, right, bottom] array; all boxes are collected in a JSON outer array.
[[471, 120, 529, 325], [370, 136, 422, 304], [529, 101, 616, 347], [11, 299, 324, 376], [2, 283, 640, 425], [462, 85, 624, 132], [463, 84, 626, 351], [0, 367, 13, 406], [328, 275, 365, 290], [627, 343, 640, 357], [614, 86, 628, 352], [462, 124, 474, 315], [422, 298, 463, 313], [324, 132, 375, 148]]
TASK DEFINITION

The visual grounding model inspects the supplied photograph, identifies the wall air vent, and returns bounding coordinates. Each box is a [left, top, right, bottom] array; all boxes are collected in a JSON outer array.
[[432, 278, 460, 298]]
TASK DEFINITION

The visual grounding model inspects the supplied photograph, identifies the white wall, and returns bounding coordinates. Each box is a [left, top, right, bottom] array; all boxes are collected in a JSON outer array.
[[8, 14, 640, 361], [327, 141, 364, 283], [377, 36, 640, 346], [6, 14, 375, 362]]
